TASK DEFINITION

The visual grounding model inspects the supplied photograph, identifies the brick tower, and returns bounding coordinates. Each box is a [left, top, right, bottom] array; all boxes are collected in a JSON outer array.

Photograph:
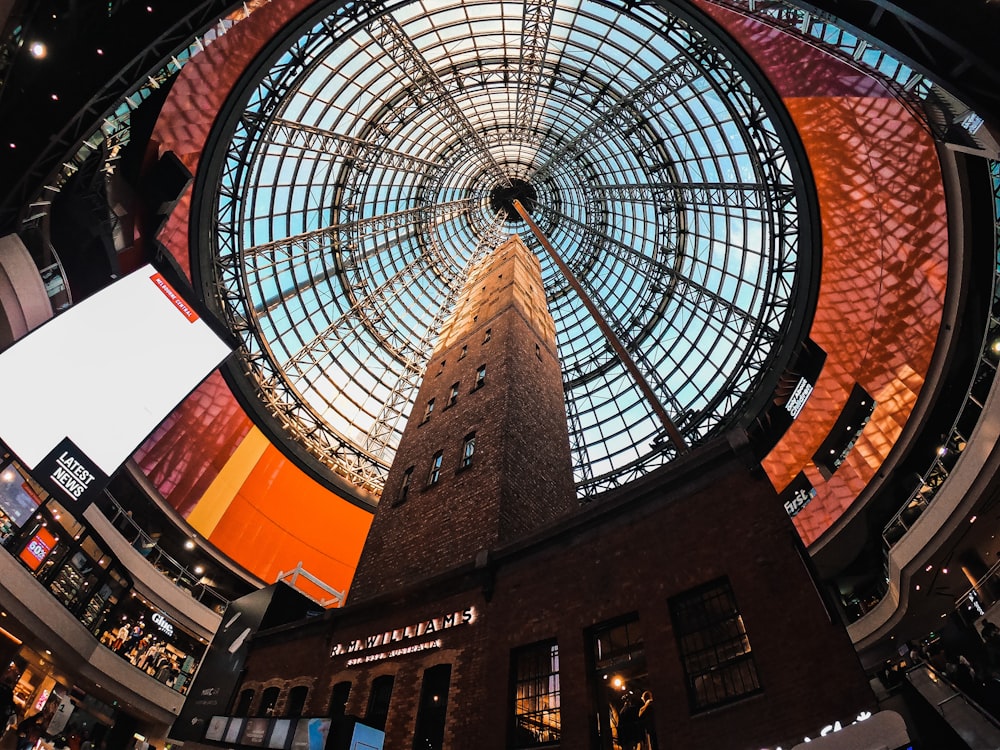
[[349, 234, 576, 602]]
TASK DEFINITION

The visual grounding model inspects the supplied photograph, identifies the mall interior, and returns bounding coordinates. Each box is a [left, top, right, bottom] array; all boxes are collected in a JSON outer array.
[[0, 0, 999, 749]]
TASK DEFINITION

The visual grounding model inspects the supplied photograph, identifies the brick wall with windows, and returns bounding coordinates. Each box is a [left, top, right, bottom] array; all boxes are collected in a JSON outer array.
[[234, 441, 874, 750], [350, 236, 575, 602]]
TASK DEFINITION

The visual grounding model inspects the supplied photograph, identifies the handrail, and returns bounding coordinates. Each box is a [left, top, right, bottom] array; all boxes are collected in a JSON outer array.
[[275, 562, 345, 608], [839, 160, 1000, 624], [881, 160, 1000, 548], [103, 491, 229, 611]]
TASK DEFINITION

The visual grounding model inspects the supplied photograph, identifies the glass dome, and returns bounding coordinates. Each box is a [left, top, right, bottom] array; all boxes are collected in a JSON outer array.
[[196, 0, 813, 505]]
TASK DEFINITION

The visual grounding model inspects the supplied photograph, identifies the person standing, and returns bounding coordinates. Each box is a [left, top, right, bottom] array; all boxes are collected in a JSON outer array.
[[638, 691, 658, 750]]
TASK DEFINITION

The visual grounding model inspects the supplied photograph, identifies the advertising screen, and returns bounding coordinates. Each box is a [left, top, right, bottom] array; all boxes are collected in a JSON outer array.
[[289, 718, 330, 750], [241, 717, 269, 747], [349, 722, 385, 750], [204, 716, 228, 742], [19, 527, 56, 570], [224, 718, 245, 744], [0, 265, 231, 504], [0, 464, 41, 526], [267, 719, 293, 750]]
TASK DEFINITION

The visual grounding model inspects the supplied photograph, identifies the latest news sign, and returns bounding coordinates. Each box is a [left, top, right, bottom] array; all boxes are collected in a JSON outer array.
[[0, 266, 231, 506]]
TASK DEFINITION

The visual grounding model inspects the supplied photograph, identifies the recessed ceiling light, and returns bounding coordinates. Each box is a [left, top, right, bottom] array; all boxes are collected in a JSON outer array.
[[29, 42, 47, 59]]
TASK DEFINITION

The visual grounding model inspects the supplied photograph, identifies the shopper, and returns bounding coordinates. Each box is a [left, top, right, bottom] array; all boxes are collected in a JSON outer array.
[[15, 713, 42, 750], [638, 690, 657, 750]]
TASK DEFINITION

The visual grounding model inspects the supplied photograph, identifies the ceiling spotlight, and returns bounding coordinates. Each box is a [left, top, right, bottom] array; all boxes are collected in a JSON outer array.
[[29, 42, 47, 59], [970, 516, 978, 524], [925, 564, 933, 572], [942, 567, 949, 574], [185, 540, 196, 550], [193, 565, 205, 575]]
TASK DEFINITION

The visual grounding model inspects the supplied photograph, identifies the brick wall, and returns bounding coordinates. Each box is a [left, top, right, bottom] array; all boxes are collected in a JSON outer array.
[[234, 444, 874, 750], [350, 236, 575, 602]]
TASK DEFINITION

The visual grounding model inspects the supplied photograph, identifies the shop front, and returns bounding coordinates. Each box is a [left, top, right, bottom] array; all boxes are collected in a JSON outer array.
[[98, 597, 204, 694]]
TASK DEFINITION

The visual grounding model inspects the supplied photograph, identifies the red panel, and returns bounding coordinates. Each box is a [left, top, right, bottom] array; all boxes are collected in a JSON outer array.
[[207, 445, 373, 595], [131, 370, 253, 517]]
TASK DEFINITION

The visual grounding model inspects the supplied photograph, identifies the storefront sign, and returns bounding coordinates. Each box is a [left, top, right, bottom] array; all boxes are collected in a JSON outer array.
[[785, 377, 814, 418], [152, 612, 175, 637], [330, 606, 476, 660], [780, 473, 816, 518]]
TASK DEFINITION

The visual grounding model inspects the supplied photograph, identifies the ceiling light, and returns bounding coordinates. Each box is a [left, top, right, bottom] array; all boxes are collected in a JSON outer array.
[[925, 564, 933, 572], [193, 565, 204, 575], [28, 42, 47, 59], [915, 584, 921, 591], [970, 516, 977, 523], [942, 567, 949, 574], [185, 540, 196, 550]]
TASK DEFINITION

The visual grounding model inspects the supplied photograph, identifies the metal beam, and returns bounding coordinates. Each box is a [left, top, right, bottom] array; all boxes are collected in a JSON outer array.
[[513, 198, 689, 453]]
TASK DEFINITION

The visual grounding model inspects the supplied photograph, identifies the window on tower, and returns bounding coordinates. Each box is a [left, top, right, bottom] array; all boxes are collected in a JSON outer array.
[[428, 451, 443, 485], [475, 364, 486, 389], [449, 382, 460, 407], [395, 466, 413, 505], [422, 398, 435, 423], [461, 433, 476, 469], [483, 328, 492, 343]]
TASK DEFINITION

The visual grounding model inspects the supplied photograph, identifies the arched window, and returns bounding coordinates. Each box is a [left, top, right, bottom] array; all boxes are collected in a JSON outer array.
[[286, 685, 308, 717], [413, 664, 452, 750], [328, 681, 351, 717], [233, 688, 254, 717], [366, 675, 394, 731], [259, 686, 280, 717]]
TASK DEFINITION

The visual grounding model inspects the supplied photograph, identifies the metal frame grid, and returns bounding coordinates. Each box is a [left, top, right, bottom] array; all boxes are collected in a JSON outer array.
[[199, 0, 812, 503]]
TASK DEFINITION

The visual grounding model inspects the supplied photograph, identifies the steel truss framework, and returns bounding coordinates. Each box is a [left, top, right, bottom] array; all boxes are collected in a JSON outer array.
[[199, 0, 813, 504]]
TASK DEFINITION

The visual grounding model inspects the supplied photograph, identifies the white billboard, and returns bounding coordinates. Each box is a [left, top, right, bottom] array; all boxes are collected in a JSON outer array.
[[0, 265, 231, 504]]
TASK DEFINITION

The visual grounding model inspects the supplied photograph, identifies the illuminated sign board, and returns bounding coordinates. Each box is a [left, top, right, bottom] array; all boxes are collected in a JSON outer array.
[[330, 606, 476, 666], [19, 527, 56, 570], [152, 612, 174, 637], [785, 377, 814, 418], [780, 472, 817, 518]]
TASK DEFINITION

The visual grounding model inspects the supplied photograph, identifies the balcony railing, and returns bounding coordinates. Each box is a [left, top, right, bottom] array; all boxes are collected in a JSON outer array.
[[103, 493, 229, 612]]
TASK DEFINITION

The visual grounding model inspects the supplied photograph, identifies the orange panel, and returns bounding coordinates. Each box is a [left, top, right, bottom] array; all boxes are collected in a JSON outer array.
[[695, 2, 949, 545], [207, 445, 373, 596]]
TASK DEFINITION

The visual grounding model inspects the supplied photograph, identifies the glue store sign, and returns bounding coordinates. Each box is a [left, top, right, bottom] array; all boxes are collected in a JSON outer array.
[[152, 612, 174, 637], [758, 711, 872, 750]]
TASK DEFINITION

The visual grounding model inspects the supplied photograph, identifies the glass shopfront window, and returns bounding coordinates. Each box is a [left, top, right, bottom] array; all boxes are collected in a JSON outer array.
[[589, 616, 656, 750], [0, 461, 43, 546], [8, 499, 129, 634], [98, 597, 206, 694]]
